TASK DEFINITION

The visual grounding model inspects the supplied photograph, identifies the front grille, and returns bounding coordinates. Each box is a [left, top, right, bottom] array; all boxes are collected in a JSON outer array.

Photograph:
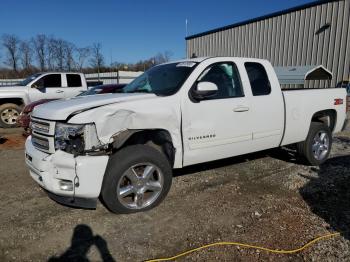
[[31, 119, 50, 134], [30, 117, 56, 153], [32, 134, 50, 151]]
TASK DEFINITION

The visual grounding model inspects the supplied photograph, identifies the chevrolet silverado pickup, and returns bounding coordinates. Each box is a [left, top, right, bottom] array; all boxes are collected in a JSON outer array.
[[24, 57, 348, 214], [0, 72, 87, 127]]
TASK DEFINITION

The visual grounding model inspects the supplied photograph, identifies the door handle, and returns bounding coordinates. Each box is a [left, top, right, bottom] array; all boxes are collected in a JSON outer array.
[[56, 90, 64, 93], [233, 106, 249, 112]]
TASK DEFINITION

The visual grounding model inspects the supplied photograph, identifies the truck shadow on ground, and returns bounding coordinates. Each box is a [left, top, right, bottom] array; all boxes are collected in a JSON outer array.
[[48, 224, 116, 262], [174, 147, 298, 177], [299, 155, 350, 240]]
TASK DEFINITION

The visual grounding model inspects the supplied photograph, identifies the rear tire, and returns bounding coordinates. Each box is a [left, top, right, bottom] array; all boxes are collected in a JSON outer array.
[[101, 145, 172, 214], [297, 122, 332, 166], [0, 103, 21, 128]]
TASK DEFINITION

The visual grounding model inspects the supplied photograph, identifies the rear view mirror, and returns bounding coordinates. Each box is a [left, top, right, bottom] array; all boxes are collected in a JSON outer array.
[[192, 81, 218, 101]]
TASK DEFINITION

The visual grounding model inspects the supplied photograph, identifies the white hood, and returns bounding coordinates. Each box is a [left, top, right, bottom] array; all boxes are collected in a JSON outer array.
[[32, 93, 156, 120], [0, 85, 27, 93]]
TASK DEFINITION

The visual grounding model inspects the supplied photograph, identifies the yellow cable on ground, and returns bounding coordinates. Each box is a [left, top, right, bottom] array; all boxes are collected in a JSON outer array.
[[145, 232, 340, 262]]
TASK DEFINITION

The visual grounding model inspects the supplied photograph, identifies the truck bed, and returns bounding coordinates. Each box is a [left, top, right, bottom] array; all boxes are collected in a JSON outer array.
[[280, 88, 347, 146]]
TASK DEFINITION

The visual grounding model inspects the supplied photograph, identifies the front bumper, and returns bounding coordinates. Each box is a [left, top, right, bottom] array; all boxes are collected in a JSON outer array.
[[25, 136, 109, 208], [45, 190, 98, 209]]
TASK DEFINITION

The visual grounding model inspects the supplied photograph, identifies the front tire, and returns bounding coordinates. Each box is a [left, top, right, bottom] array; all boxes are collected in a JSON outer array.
[[101, 145, 172, 214], [297, 122, 332, 166], [0, 103, 21, 128]]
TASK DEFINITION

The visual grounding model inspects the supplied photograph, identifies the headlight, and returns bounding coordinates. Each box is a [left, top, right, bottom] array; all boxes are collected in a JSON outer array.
[[55, 123, 101, 155]]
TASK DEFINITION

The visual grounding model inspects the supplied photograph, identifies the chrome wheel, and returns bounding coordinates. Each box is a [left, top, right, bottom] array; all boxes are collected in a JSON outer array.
[[1, 108, 19, 125], [117, 163, 164, 210], [312, 130, 329, 160]]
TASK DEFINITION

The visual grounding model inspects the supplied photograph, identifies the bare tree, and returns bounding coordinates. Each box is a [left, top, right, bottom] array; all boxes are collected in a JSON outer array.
[[19, 40, 32, 70], [47, 38, 64, 70], [2, 34, 20, 71], [64, 41, 76, 71], [111, 61, 129, 70], [76, 47, 91, 70], [89, 43, 104, 75], [32, 34, 47, 71], [46, 38, 76, 71], [154, 50, 173, 64], [56, 39, 65, 70], [46, 36, 58, 70]]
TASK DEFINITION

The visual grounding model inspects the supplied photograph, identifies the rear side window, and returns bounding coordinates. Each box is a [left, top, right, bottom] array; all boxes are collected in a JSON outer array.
[[67, 74, 82, 87], [245, 62, 271, 96]]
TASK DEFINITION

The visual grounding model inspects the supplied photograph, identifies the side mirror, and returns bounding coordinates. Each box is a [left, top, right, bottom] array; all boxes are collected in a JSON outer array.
[[192, 81, 218, 101]]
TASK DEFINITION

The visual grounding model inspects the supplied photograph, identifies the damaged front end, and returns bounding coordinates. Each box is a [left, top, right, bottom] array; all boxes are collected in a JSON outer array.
[[54, 122, 107, 156], [25, 91, 182, 209], [25, 136, 109, 209]]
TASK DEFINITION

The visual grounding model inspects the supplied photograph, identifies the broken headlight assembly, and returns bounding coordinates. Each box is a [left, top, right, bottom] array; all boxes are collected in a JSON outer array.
[[55, 123, 101, 155]]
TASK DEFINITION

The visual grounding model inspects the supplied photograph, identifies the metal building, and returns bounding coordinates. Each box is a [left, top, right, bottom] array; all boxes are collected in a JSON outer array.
[[186, 0, 350, 88]]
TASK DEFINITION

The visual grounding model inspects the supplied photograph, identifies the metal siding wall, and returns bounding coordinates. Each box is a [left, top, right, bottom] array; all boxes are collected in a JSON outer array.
[[344, 0, 350, 83], [300, 8, 308, 66], [270, 17, 276, 63], [338, 0, 349, 83], [282, 13, 289, 67], [333, 0, 344, 87], [186, 0, 349, 88], [277, 15, 284, 66]]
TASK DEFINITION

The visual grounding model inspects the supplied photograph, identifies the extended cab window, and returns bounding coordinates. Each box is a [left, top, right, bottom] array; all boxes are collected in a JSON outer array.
[[67, 74, 82, 87], [244, 62, 271, 96], [32, 74, 61, 88], [197, 62, 243, 99]]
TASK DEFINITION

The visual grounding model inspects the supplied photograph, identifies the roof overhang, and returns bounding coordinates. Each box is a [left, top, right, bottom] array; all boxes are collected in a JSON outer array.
[[274, 65, 332, 85]]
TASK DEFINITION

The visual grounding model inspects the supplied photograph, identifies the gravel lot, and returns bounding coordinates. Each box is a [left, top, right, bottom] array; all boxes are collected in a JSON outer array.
[[0, 125, 349, 261]]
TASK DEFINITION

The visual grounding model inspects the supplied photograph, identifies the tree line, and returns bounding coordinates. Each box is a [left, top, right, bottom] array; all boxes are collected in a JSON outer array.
[[0, 34, 172, 79]]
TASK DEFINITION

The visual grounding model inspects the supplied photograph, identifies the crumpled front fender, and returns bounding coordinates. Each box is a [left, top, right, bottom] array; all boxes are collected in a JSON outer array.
[[68, 96, 183, 168]]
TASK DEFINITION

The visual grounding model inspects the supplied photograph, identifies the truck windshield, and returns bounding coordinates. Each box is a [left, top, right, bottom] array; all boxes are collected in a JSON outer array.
[[20, 73, 42, 86], [123, 62, 197, 96]]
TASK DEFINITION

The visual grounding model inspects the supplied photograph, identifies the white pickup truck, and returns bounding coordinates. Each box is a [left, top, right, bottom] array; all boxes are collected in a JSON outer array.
[[24, 57, 348, 214], [0, 72, 87, 127]]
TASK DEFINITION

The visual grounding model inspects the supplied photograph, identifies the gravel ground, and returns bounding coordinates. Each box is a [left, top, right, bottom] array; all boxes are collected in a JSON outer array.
[[0, 126, 349, 261]]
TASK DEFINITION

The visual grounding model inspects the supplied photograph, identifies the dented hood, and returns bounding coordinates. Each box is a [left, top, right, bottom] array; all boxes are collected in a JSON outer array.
[[32, 93, 156, 120]]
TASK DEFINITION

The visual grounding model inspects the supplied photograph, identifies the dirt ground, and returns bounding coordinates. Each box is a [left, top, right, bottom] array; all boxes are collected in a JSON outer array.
[[0, 126, 350, 262]]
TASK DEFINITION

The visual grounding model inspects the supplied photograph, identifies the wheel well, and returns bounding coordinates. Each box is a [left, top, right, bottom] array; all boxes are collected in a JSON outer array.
[[311, 109, 337, 132], [0, 98, 24, 106], [111, 129, 176, 166]]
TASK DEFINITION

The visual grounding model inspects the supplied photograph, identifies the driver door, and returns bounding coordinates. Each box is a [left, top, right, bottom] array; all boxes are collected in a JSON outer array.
[[28, 74, 66, 102], [182, 62, 253, 166]]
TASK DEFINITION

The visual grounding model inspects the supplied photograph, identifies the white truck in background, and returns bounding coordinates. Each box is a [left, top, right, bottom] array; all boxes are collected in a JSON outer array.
[[0, 72, 87, 127], [25, 57, 348, 214]]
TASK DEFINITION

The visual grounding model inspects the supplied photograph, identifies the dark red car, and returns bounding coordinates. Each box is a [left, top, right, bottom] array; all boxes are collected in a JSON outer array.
[[17, 84, 126, 135]]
